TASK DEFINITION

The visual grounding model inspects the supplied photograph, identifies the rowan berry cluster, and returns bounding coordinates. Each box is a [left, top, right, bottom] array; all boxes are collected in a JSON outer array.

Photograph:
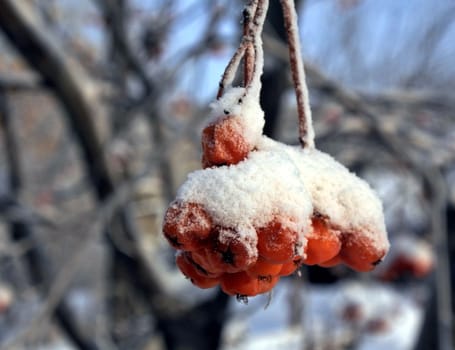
[[164, 125, 311, 296], [162, 0, 389, 298], [163, 88, 389, 298]]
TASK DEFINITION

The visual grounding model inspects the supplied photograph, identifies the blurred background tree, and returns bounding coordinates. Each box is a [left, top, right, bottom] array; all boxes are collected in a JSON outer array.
[[0, 0, 454, 349]]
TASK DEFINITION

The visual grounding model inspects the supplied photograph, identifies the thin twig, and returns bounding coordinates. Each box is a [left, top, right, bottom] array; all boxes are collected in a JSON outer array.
[[280, 0, 315, 149], [243, 1, 258, 87], [217, 0, 259, 99], [246, 0, 269, 98], [217, 43, 247, 99]]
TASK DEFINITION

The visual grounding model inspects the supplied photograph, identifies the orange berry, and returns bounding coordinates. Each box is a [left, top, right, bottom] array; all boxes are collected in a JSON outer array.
[[303, 216, 341, 265], [257, 220, 299, 263], [340, 234, 387, 272], [192, 227, 257, 274], [257, 275, 280, 294], [379, 256, 433, 281], [163, 201, 212, 251], [190, 247, 225, 275], [187, 251, 223, 278], [317, 254, 342, 268], [220, 271, 279, 296], [279, 257, 302, 276], [201, 115, 250, 168], [246, 256, 282, 278], [176, 252, 220, 289], [211, 227, 258, 273], [221, 271, 258, 296]]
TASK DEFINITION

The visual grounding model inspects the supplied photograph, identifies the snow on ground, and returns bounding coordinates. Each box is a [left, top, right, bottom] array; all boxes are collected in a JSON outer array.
[[222, 278, 424, 350]]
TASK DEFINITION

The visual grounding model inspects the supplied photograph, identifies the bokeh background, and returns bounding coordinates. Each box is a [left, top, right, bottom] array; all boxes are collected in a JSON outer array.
[[0, 0, 454, 349]]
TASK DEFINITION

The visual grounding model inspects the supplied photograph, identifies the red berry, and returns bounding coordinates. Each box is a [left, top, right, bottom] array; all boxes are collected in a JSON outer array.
[[318, 254, 342, 268], [279, 257, 303, 276], [220, 271, 279, 296], [201, 115, 250, 168], [163, 201, 212, 251], [176, 252, 220, 289], [340, 234, 387, 272], [191, 227, 258, 274], [303, 216, 341, 265], [257, 219, 300, 263], [246, 256, 283, 278]]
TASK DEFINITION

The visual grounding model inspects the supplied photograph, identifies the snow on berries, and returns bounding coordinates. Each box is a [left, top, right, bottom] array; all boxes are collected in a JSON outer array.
[[202, 88, 264, 168], [162, 0, 389, 298], [257, 137, 389, 272], [163, 147, 313, 296], [164, 134, 389, 296]]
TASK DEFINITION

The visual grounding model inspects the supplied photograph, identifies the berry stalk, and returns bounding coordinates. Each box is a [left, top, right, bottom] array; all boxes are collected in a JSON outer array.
[[280, 0, 315, 149]]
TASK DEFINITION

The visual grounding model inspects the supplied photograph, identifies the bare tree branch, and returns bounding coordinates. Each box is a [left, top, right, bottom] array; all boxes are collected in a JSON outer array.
[[0, 0, 113, 199], [0, 72, 42, 91]]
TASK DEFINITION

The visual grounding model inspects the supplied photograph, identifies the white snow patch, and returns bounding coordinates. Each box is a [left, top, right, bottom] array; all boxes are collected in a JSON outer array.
[[257, 137, 389, 252], [176, 147, 313, 236], [208, 87, 265, 151]]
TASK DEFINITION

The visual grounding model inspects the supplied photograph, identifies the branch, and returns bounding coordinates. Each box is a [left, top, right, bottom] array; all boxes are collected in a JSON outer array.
[[243, 0, 258, 87], [0, 89, 99, 350], [96, 0, 153, 97], [217, 0, 269, 99], [0, 0, 113, 200], [0, 72, 42, 91], [0, 174, 143, 350], [280, 0, 314, 149]]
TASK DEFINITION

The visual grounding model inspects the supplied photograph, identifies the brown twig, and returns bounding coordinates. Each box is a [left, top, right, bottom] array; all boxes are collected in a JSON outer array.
[[217, 42, 247, 98], [243, 1, 258, 87], [217, 0, 268, 99], [246, 0, 269, 95], [280, 0, 315, 149]]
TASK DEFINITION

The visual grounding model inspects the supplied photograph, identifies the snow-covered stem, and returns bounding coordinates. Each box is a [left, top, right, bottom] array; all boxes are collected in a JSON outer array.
[[243, 0, 258, 87], [217, 42, 247, 99], [280, 0, 315, 149], [217, 0, 268, 100], [245, 0, 268, 99]]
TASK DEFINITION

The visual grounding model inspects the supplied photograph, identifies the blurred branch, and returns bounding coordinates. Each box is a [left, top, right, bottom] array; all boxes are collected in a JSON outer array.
[[0, 88, 99, 350], [0, 72, 43, 91], [0, 3, 229, 349], [96, 0, 153, 97], [0, 172, 147, 350], [299, 63, 454, 350], [402, 5, 455, 87], [0, 0, 113, 199]]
